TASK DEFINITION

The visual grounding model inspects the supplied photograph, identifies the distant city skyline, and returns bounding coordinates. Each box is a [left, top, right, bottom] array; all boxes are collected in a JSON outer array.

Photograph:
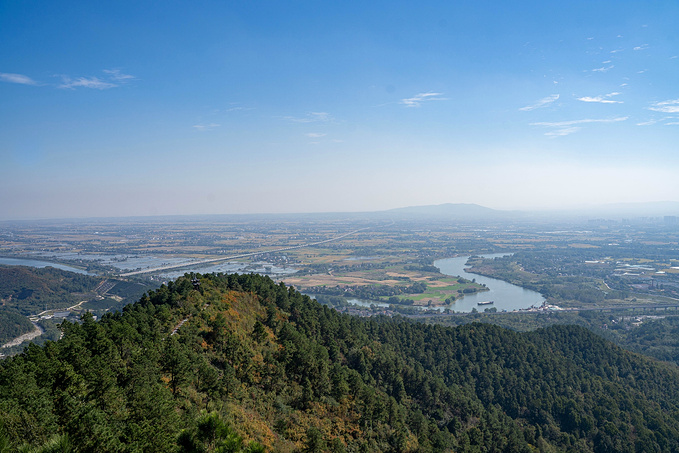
[[2, 1, 678, 220]]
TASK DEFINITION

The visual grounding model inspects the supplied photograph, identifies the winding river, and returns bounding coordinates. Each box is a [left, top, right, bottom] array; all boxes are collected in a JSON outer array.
[[347, 254, 544, 313], [434, 254, 544, 313], [2, 253, 544, 314]]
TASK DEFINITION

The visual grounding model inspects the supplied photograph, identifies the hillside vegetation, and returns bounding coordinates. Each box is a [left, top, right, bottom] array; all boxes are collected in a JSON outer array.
[[0, 308, 34, 345], [2, 273, 679, 452], [0, 265, 155, 316], [0, 265, 157, 346]]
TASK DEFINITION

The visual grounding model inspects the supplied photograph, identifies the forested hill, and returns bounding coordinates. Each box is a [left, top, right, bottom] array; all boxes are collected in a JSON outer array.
[[0, 265, 99, 315], [2, 274, 679, 452], [0, 265, 157, 345], [0, 265, 155, 317]]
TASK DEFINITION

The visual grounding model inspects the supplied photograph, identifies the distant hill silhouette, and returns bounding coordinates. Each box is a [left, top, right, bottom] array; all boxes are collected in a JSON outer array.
[[378, 201, 679, 221], [380, 203, 510, 220], [10, 201, 679, 223]]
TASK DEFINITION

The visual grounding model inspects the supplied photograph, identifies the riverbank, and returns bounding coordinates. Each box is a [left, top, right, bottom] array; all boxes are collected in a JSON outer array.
[[433, 254, 544, 312], [307, 255, 546, 314]]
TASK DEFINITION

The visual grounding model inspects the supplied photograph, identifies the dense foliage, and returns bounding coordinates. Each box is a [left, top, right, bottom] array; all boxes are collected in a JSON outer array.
[[2, 273, 679, 452], [0, 308, 34, 344], [430, 309, 679, 366], [0, 266, 156, 317], [0, 266, 99, 315]]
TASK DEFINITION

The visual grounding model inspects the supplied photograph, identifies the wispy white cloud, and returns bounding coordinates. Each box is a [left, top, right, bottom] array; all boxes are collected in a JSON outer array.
[[305, 132, 326, 138], [638, 116, 679, 126], [59, 76, 117, 90], [519, 94, 559, 111], [0, 72, 39, 85], [401, 92, 447, 107], [648, 99, 679, 113], [637, 119, 658, 126], [531, 117, 628, 127], [577, 92, 623, 104], [633, 44, 649, 51], [2, 69, 136, 90], [285, 112, 332, 123], [664, 122, 679, 126], [102, 69, 135, 82], [225, 102, 255, 112], [193, 123, 220, 131], [58, 69, 135, 90], [531, 116, 628, 137], [226, 106, 255, 112], [592, 64, 614, 72], [545, 127, 581, 137]]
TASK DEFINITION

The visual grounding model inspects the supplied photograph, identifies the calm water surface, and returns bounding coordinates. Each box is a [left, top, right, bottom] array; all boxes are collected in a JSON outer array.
[[342, 254, 544, 313], [434, 254, 544, 313], [0, 257, 93, 275]]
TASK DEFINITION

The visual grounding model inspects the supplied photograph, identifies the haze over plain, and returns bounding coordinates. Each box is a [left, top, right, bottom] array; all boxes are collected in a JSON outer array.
[[1, 1, 678, 220]]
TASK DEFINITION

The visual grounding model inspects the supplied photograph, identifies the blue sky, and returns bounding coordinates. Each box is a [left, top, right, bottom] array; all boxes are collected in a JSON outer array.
[[1, 1, 678, 220]]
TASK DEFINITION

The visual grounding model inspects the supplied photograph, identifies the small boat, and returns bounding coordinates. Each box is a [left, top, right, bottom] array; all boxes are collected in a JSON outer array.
[[477, 301, 494, 305]]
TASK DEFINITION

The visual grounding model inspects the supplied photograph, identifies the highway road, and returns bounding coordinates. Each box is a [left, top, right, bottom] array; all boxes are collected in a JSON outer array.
[[119, 226, 375, 277]]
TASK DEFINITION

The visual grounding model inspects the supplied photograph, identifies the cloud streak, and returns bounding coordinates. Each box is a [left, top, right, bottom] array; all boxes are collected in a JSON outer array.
[[401, 92, 447, 107], [103, 69, 135, 82], [519, 94, 559, 111], [58, 69, 135, 90], [59, 76, 117, 90], [545, 127, 581, 137], [1, 69, 135, 90], [193, 123, 220, 131], [648, 99, 679, 114], [577, 92, 623, 104], [284, 112, 332, 123], [531, 116, 628, 137], [531, 117, 628, 127], [592, 65, 614, 72], [637, 119, 659, 126], [0, 72, 39, 85]]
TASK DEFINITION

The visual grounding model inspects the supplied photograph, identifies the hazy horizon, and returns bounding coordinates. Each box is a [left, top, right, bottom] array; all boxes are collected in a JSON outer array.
[[2, 2, 678, 220], [2, 201, 679, 223]]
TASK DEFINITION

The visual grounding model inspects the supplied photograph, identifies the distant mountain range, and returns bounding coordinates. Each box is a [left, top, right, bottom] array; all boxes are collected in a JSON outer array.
[[386, 202, 500, 216], [375, 201, 679, 221], [7, 202, 679, 224], [375, 202, 512, 221]]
